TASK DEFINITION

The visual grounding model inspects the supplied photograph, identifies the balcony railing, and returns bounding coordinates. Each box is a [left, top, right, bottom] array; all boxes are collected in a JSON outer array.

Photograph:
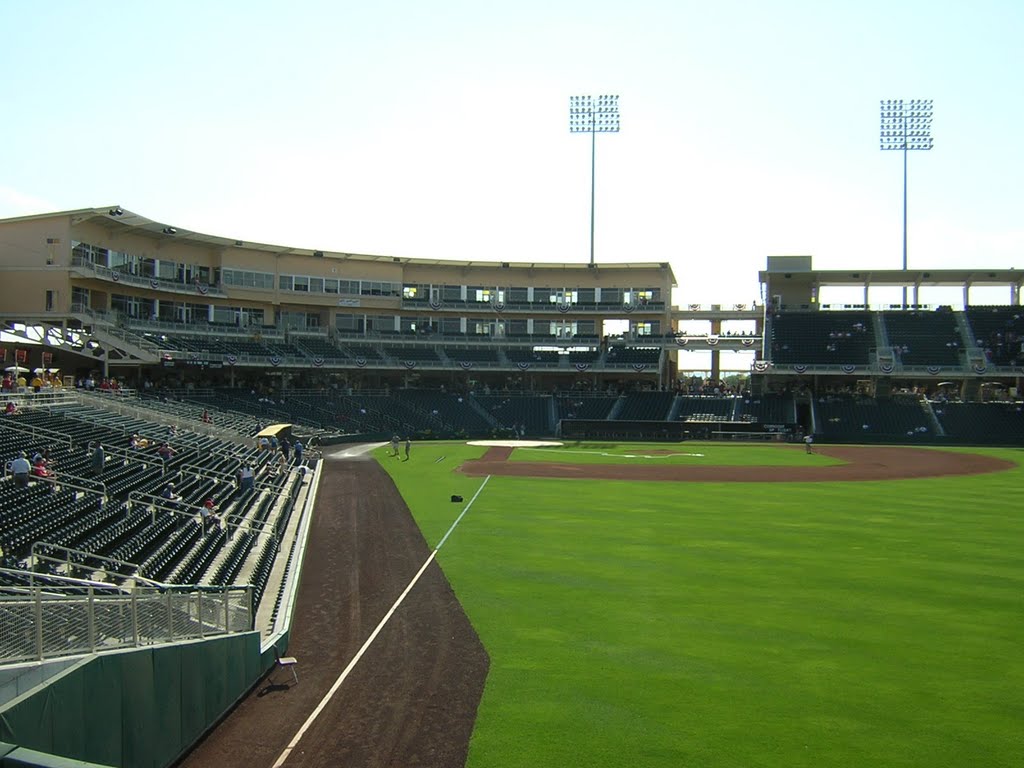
[[71, 257, 227, 298]]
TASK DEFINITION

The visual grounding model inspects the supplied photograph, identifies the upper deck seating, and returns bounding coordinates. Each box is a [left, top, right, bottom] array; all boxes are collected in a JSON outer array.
[[769, 311, 874, 365], [964, 307, 1024, 367]]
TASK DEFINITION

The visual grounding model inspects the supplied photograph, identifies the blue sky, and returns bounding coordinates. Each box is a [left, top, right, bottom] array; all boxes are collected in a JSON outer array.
[[1, 0, 1022, 308]]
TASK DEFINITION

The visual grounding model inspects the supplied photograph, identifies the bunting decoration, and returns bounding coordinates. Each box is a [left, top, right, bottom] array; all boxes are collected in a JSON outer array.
[[631, 363, 647, 372], [491, 297, 506, 313], [879, 362, 894, 373], [706, 336, 719, 346], [752, 360, 770, 372], [225, 355, 237, 366], [688, 304, 700, 311], [313, 357, 325, 368], [270, 356, 281, 367], [150, 279, 159, 290], [355, 358, 367, 368], [734, 303, 746, 310], [188, 352, 199, 362], [926, 365, 941, 375], [429, 299, 443, 310], [15, 349, 27, 364], [111, 273, 120, 282], [41, 351, 53, 368], [458, 361, 473, 370], [741, 338, 755, 347], [675, 337, 689, 346], [574, 362, 591, 372], [841, 364, 856, 374], [516, 362, 531, 370], [403, 360, 417, 369], [971, 364, 986, 375], [197, 283, 209, 295], [792, 364, 808, 374], [557, 302, 571, 314], [622, 302, 637, 314]]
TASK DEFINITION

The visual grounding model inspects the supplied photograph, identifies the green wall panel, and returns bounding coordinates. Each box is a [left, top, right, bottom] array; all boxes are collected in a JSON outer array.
[[0, 632, 261, 768]]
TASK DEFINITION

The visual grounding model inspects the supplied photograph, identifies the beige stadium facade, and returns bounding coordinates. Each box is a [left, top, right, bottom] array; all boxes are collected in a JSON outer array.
[[0, 207, 764, 389]]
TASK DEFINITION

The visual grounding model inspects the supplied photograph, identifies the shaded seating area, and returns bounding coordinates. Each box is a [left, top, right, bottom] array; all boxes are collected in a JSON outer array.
[[736, 393, 796, 424], [473, 394, 553, 435], [605, 346, 662, 366], [815, 394, 933, 441], [556, 394, 618, 421], [931, 401, 1024, 444], [769, 311, 874, 365], [964, 306, 1024, 367], [618, 391, 675, 420], [883, 311, 963, 366], [676, 396, 735, 422]]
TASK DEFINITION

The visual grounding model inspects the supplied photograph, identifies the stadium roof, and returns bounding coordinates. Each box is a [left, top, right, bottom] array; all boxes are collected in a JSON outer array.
[[761, 256, 1022, 288]]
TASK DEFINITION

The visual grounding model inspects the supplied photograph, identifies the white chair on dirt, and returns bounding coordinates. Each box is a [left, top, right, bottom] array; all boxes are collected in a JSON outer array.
[[275, 649, 299, 685]]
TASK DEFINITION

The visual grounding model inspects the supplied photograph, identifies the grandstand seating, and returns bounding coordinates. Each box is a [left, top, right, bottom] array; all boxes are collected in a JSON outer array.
[[618, 392, 675, 420], [769, 311, 874, 365], [815, 394, 933, 441], [605, 346, 662, 366], [736, 393, 796, 424], [473, 394, 552, 435], [556, 394, 618, 421], [883, 311, 963, 366], [676, 396, 735, 422], [0, 394, 308, 623], [931, 401, 1024, 444], [964, 307, 1024, 367]]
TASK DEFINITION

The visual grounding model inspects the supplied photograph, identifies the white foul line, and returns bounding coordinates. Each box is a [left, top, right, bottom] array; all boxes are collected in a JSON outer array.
[[271, 474, 491, 768]]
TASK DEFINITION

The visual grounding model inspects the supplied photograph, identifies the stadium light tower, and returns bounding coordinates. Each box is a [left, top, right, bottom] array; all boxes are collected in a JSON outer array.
[[880, 99, 933, 307], [570, 95, 620, 267]]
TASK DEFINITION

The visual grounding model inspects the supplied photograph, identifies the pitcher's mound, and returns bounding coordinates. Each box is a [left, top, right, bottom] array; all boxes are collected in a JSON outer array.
[[467, 439, 564, 448]]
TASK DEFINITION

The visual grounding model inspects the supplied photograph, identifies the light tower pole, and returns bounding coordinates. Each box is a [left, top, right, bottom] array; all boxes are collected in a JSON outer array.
[[570, 95, 620, 266], [880, 99, 933, 307]]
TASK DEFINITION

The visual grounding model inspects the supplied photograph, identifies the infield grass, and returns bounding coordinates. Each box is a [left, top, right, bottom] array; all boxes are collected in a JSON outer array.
[[507, 441, 843, 466], [379, 443, 1024, 768]]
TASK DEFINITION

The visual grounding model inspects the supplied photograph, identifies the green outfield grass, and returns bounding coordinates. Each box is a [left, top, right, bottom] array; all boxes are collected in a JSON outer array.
[[379, 443, 1024, 768], [507, 441, 843, 466]]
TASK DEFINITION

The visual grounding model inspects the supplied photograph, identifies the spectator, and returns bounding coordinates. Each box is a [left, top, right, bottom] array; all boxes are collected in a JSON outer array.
[[31, 374, 43, 392], [31, 456, 51, 485], [201, 409, 211, 424], [157, 442, 175, 462], [161, 482, 182, 509], [90, 443, 105, 477], [404, 437, 411, 461], [280, 438, 291, 464], [199, 498, 220, 531], [293, 440, 303, 464], [4, 401, 16, 416], [239, 463, 255, 492], [10, 452, 31, 487]]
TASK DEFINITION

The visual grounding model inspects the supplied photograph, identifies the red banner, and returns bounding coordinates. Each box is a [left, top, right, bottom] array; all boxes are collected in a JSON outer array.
[[15, 349, 27, 364], [0, 349, 6, 363], [41, 351, 53, 368]]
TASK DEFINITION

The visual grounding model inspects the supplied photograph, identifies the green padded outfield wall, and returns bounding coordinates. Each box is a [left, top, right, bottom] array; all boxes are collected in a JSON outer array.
[[0, 632, 261, 768]]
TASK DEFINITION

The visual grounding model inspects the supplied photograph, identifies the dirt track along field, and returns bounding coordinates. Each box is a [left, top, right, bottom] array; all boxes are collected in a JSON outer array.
[[179, 456, 489, 768]]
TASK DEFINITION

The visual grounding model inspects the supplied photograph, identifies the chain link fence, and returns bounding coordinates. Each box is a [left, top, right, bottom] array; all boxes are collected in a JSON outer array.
[[0, 584, 252, 664]]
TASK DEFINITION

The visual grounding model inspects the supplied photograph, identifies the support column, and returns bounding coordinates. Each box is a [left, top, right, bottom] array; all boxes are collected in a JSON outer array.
[[710, 319, 722, 382]]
